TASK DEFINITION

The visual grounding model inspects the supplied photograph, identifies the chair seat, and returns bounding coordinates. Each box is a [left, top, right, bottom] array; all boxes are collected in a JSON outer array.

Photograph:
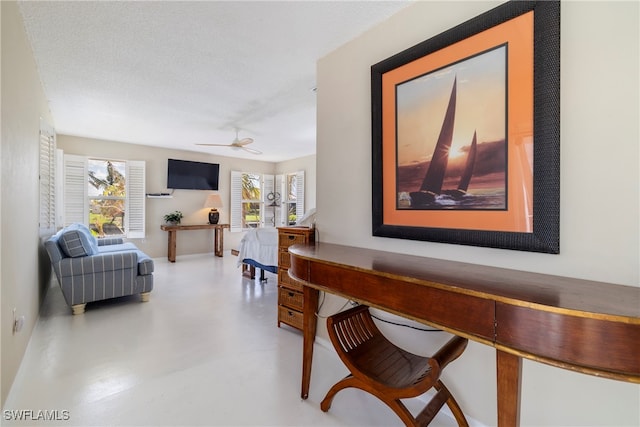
[[321, 304, 469, 427]]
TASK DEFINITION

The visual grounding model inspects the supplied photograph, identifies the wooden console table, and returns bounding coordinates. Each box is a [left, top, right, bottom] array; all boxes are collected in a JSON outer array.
[[160, 223, 230, 262], [288, 242, 640, 426]]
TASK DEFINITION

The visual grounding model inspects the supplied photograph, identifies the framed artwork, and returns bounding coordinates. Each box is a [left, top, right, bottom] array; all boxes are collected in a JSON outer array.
[[371, 0, 560, 253]]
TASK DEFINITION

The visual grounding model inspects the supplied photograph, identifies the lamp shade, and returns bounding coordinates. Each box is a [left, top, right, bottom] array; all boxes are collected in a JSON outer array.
[[204, 194, 223, 209]]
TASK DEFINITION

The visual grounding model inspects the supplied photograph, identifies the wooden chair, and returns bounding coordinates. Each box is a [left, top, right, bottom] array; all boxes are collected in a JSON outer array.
[[321, 304, 469, 427]]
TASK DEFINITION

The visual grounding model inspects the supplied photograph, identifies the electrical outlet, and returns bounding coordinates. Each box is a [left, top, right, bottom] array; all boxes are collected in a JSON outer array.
[[12, 308, 24, 334]]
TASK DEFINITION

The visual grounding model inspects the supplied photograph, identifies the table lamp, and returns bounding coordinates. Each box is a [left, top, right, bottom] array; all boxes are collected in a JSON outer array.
[[204, 194, 223, 224]]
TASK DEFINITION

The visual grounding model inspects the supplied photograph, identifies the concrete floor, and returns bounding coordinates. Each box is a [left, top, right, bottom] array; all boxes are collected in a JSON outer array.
[[4, 252, 462, 426]]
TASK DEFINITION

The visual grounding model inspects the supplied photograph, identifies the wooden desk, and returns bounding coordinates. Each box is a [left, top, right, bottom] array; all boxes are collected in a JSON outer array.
[[160, 223, 230, 262], [288, 242, 640, 426]]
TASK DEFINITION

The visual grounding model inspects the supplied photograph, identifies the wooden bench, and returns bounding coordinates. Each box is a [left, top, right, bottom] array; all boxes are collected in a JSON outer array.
[[321, 304, 469, 427]]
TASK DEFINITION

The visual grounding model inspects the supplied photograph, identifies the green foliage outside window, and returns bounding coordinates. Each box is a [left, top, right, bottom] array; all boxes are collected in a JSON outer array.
[[242, 173, 262, 228], [88, 159, 126, 237]]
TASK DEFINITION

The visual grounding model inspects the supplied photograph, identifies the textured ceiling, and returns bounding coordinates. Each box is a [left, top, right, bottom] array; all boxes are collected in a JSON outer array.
[[18, 1, 410, 162]]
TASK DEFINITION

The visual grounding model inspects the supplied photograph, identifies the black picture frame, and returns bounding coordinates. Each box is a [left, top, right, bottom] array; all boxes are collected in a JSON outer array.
[[371, 0, 559, 253]]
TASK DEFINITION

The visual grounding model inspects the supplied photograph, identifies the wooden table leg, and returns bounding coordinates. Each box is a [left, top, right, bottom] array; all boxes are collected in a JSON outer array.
[[167, 230, 177, 262], [214, 227, 224, 257], [497, 350, 522, 426], [301, 286, 319, 399]]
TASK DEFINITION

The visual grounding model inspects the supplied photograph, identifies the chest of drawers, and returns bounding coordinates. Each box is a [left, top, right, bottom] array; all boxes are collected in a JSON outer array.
[[277, 227, 314, 330]]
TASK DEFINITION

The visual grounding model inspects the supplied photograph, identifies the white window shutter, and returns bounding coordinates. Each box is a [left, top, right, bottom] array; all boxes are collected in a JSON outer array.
[[230, 171, 243, 232], [125, 160, 145, 238], [296, 170, 305, 219], [63, 154, 88, 226], [275, 174, 285, 227], [55, 149, 64, 228], [263, 174, 275, 198], [262, 174, 274, 228], [39, 127, 56, 233]]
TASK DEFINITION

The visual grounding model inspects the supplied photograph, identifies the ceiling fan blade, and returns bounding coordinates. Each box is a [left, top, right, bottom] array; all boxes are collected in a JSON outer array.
[[242, 146, 262, 155], [195, 132, 257, 153], [235, 137, 254, 146]]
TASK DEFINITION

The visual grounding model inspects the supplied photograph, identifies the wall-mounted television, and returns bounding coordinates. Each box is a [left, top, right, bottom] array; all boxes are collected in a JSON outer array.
[[167, 159, 220, 190]]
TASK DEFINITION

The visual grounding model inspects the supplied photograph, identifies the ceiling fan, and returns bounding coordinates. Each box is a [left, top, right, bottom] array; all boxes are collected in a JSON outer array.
[[196, 130, 262, 155]]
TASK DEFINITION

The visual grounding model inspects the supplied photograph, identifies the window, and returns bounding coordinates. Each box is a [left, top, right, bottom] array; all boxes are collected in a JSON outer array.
[[240, 172, 262, 229], [230, 171, 274, 231], [230, 170, 304, 231], [281, 171, 305, 226], [63, 154, 145, 238], [88, 159, 126, 236]]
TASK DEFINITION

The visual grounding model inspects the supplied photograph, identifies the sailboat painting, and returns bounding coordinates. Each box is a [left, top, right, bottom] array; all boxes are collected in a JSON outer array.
[[396, 45, 507, 210], [372, 1, 558, 252]]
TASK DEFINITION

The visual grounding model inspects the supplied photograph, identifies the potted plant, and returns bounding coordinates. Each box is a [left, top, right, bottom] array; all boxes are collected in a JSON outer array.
[[163, 211, 183, 225]]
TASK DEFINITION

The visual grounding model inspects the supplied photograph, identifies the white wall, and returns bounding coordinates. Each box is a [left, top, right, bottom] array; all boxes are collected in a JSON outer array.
[[316, 1, 639, 426], [276, 154, 317, 212], [58, 136, 316, 258], [0, 1, 55, 407]]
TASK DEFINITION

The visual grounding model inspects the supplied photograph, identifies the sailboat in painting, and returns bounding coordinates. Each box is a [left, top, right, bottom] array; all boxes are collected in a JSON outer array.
[[443, 130, 477, 199], [410, 78, 457, 206], [409, 77, 478, 207]]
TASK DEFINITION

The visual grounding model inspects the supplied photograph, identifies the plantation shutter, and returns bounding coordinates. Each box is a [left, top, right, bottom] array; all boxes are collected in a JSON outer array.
[[230, 171, 243, 232], [275, 174, 285, 227], [125, 161, 146, 238], [39, 126, 56, 233], [262, 174, 274, 228], [295, 170, 305, 219], [55, 149, 64, 227], [63, 154, 88, 226]]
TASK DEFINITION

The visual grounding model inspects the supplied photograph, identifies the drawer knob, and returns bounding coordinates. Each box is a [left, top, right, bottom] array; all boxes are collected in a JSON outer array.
[[288, 235, 296, 240], [288, 292, 294, 297]]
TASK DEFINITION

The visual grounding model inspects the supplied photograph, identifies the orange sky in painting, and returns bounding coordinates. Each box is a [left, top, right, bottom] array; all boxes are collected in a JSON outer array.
[[396, 45, 506, 167]]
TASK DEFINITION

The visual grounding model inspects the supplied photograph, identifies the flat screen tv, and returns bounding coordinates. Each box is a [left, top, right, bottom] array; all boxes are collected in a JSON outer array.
[[167, 159, 220, 190]]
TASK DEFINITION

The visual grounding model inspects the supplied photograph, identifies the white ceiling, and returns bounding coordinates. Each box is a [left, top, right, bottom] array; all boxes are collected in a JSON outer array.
[[18, 1, 410, 162]]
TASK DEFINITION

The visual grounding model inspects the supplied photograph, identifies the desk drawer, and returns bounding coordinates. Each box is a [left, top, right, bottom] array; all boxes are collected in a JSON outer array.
[[279, 268, 303, 291], [278, 306, 303, 330], [496, 302, 640, 377], [279, 250, 292, 268], [279, 287, 304, 310], [279, 232, 307, 249], [308, 261, 495, 341]]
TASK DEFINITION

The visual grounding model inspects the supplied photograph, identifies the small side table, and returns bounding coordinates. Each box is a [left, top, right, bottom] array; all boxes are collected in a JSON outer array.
[[160, 223, 230, 262]]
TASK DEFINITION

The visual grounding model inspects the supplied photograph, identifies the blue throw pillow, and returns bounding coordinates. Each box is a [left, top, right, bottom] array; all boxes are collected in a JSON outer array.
[[73, 223, 99, 253], [58, 224, 98, 258]]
